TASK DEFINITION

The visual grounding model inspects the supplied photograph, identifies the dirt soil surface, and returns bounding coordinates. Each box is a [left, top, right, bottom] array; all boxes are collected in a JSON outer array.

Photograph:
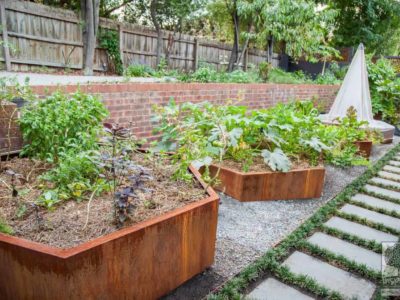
[[0, 152, 205, 249]]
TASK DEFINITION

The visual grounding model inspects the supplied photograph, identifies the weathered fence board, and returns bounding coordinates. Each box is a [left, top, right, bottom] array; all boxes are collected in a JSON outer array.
[[1, 0, 278, 73]]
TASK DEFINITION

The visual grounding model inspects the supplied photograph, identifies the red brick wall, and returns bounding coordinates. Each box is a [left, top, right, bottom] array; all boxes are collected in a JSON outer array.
[[31, 83, 339, 140], [0, 102, 23, 155]]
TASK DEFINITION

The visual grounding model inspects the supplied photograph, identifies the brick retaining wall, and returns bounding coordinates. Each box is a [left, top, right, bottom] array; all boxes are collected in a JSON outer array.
[[30, 83, 339, 140]]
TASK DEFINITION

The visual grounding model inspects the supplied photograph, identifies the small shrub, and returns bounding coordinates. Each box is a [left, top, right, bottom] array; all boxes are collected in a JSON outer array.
[[19, 91, 108, 163], [258, 62, 273, 81], [124, 64, 156, 77]]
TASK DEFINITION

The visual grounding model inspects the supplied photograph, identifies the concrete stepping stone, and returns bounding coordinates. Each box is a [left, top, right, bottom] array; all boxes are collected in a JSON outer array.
[[389, 160, 400, 167], [370, 177, 400, 189], [282, 251, 376, 299], [378, 171, 400, 182], [364, 184, 400, 201], [351, 193, 400, 213], [324, 216, 398, 243], [247, 277, 314, 300], [307, 232, 381, 272], [383, 165, 400, 174], [340, 204, 400, 230]]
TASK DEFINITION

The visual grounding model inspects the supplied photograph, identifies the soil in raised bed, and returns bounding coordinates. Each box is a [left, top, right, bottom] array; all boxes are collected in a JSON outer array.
[[0, 152, 206, 249], [214, 156, 323, 173]]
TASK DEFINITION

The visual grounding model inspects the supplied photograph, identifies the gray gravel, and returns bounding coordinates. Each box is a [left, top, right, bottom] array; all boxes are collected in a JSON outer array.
[[164, 138, 399, 299], [0, 71, 175, 86]]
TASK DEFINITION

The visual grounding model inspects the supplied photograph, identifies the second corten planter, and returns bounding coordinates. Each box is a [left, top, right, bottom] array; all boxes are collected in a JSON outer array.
[[205, 164, 326, 201], [354, 140, 373, 158]]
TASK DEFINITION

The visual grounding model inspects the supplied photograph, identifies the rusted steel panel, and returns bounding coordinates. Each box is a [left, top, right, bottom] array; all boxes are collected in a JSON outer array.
[[355, 141, 373, 158], [207, 164, 326, 201], [0, 166, 219, 300]]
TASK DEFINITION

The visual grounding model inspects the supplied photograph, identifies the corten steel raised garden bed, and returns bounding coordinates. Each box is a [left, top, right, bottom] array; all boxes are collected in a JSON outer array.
[[354, 140, 373, 158], [205, 164, 326, 201], [0, 166, 219, 300]]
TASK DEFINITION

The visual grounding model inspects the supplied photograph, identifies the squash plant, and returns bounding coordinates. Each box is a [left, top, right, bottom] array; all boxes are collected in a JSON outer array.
[[153, 100, 373, 181], [153, 100, 336, 181]]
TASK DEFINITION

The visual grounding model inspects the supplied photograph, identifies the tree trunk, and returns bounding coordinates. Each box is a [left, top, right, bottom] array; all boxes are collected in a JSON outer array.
[[267, 33, 274, 63], [150, 0, 162, 67], [81, 0, 99, 76], [236, 23, 253, 68], [228, 1, 239, 72]]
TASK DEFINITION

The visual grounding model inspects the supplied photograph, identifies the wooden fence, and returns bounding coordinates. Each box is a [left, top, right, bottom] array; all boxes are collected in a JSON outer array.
[[0, 0, 279, 73]]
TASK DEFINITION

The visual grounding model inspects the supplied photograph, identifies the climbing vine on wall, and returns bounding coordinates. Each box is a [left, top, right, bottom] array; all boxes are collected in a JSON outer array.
[[98, 28, 123, 75]]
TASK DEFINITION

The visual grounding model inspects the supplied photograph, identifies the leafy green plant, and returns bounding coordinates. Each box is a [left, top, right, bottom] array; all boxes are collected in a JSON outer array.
[[38, 150, 108, 208], [258, 62, 273, 81], [124, 64, 156, 77], [98, 29, 124, 75], [367, 56, 400, 125], [0, 217, 13, 235], [19, 91, 108, 163]]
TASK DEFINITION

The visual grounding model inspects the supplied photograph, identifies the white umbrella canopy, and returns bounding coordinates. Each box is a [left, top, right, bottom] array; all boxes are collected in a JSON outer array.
[[320, 43, 394, 142]]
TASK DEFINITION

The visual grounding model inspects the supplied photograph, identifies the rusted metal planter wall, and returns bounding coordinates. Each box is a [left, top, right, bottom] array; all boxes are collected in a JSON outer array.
[[207, 165, 326, 201], [355, 140, 373, 158], [0, 167, 219, 299]]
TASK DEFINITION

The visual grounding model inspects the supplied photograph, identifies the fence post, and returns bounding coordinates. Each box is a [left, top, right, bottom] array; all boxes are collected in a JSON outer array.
[[193, 38, 199, 71], [0, 0, 11, 71], [118, 24, 124, 67]]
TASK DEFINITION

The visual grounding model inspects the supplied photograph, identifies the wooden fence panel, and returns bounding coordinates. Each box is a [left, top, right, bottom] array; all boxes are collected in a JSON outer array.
[[1, 0, 278, 73]]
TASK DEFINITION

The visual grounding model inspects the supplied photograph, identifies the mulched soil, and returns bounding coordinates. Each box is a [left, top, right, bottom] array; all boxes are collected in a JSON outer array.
[[0, 152, 206, 249]]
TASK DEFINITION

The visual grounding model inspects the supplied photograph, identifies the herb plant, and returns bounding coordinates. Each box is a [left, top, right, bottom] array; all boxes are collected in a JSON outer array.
[[19, 91, 108, 163]]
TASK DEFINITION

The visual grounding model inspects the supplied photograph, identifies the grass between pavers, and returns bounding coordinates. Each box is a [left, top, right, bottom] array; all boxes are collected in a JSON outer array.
[[208, 143, 400, 300]]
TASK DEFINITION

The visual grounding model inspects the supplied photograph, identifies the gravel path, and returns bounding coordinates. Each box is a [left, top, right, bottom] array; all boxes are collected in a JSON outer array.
[[0, 71, 174, 86], [163, 138, 399, 300]]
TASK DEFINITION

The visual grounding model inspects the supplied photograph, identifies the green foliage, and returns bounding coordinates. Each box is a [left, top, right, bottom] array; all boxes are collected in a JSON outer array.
[[0, 217, 13, 235], [19, 91, 108, 163], [38, 150, 109, 208], [124, 64, 156, 77], [267, 68, 310, 84], [329, 0, 400, 55], [153, 99, 367, 180], [258, 62, 272, 81], [98, 28, 124, 75], [179, 66, 261, 83], [0, 76, 35, 104], [367, 56, 400, 125]]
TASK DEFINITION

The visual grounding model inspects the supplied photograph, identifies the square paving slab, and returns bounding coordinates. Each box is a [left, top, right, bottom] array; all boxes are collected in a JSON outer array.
[[340, 204, 400, 230], [364, 184, 400, 201], [247, 278, 314, 300], [378, 171, 400, 182], [307, 232, 382, 271], [282, 251, 376, 299], [351, 194, 400, 213], [324, 216, 398, 243]]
